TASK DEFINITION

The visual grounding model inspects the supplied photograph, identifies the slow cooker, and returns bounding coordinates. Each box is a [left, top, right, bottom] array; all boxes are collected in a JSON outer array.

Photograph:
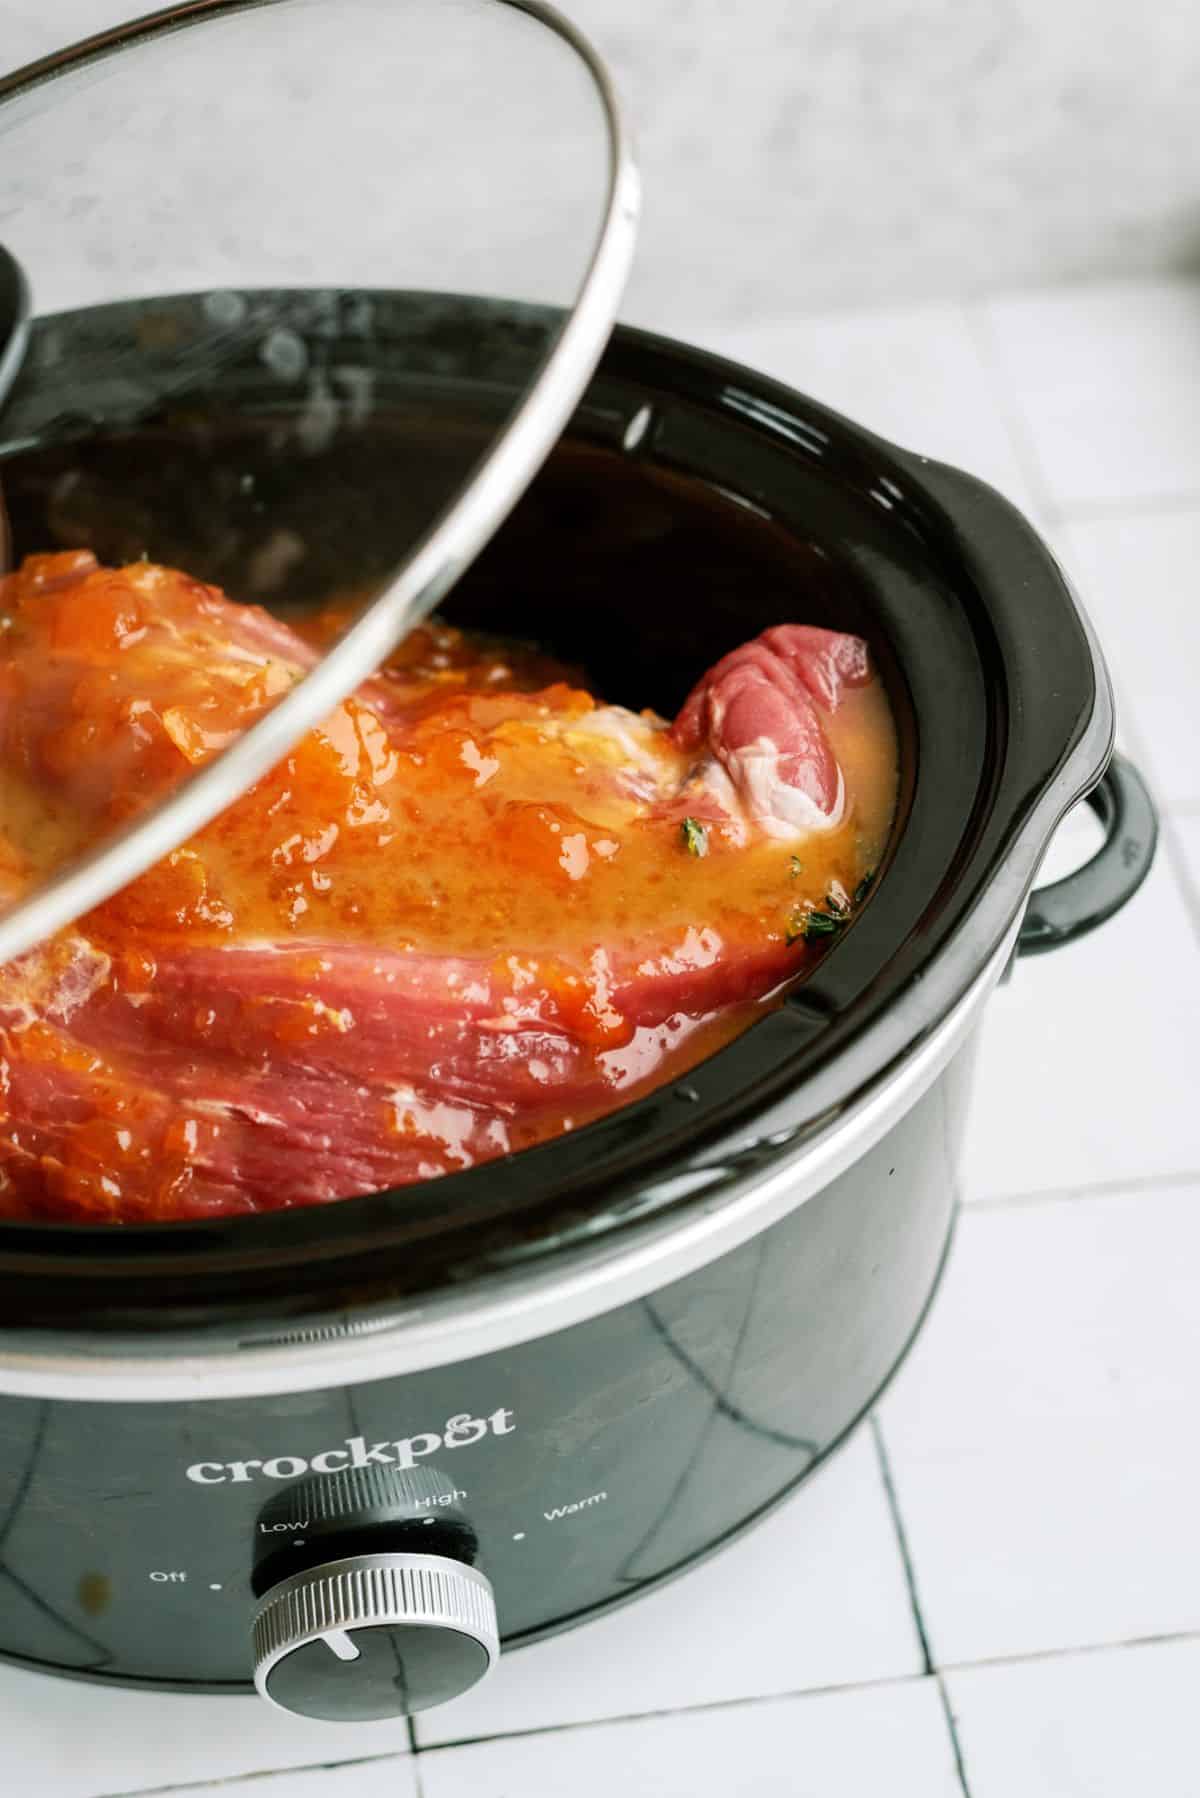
[[0, 0, 1156, 1724]]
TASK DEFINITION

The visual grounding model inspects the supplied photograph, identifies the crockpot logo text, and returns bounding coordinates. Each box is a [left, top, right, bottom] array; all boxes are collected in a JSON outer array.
[[184, 1409, 516, 1485]]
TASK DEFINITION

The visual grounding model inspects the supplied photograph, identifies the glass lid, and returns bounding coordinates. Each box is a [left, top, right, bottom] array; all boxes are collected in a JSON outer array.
[[0, 0, 639, 962]]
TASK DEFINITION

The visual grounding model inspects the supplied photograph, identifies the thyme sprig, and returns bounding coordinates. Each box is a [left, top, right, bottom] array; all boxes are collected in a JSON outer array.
[[681, 816, 709, 858], [786, 872, 874, 945]]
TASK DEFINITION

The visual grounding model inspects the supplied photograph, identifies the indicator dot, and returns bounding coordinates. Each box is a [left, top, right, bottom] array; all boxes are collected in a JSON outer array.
[[209, 1583, 223, 1591], [422, 1517, 436, 1526], [292, 1539, 305, 1547], [513, 1532, 526, 1542]]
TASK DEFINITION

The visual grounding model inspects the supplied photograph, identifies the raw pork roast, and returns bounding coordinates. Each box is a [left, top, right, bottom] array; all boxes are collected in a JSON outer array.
[[0, 552, 890, 1221]]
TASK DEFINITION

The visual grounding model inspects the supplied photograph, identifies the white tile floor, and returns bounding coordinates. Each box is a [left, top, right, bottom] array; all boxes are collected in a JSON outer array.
[[2, 278, 1198, 1796], [945, 1637, 1200, 1798]]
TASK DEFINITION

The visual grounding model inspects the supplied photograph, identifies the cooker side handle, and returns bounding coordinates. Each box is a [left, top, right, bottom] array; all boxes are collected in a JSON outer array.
[[1017, 754, 1157, 956]]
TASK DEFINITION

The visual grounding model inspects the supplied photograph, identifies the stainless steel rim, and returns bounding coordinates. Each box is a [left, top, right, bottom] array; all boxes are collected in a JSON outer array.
[[0, 0, 641, 964], [0, 924, 1016, 1401]]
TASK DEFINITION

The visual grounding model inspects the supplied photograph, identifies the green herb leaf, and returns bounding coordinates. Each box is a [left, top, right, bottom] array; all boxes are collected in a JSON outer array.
[[786, 873, 877, 946], [853, 870, 876, 905], [805, 910, 845, 936], [787, 905, 839, 943], [787, 895, 856, 945], [789, 855, 804, 879], [681, 816, 708, 858]]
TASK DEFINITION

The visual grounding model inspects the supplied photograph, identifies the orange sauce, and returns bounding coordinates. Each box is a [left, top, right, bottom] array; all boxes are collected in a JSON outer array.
[[0, 553, 898, 1220]]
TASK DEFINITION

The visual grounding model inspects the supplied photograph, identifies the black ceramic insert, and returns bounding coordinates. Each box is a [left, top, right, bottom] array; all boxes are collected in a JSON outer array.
[[0, 292, 1109, 1338]]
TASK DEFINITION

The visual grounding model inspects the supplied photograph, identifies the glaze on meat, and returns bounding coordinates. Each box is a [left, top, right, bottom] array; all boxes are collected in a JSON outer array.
[[0, 552, 896, 1221]]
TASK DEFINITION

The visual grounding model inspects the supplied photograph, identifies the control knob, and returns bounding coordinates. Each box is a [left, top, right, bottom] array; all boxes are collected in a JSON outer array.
[[251, 1467, 498, 1720]]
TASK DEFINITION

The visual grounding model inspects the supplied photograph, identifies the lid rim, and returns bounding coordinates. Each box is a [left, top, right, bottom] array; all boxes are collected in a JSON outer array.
[[0, 0, 641, 966]]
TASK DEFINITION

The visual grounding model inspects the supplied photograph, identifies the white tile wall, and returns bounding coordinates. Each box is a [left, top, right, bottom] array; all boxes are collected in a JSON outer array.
[[3, 278, 1199, 1795], [8, 0, 1200, 320]]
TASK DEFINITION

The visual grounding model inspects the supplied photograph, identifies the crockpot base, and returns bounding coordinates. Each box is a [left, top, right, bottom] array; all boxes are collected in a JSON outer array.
[[0, 1359, 922, 1696], [0, 1047, 970, 1691], [0, 286, 1122, 1708]]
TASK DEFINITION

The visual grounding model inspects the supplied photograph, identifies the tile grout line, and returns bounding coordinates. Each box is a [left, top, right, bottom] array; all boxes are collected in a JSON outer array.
[[869, 1415, 973, 1798], [413, 1624, 1200, 1757], [967, 1167, 1200, 1211], [408, 1714, 427, 1795], [1160, 816, 1200, 945], [1006, 435, 1200, 955], [1085, 602, 1200, 944], [934, 1679, 973, 1798], [1054, 488, 1200, 524], [676, 272, 1200, 351], [91, 1748, 417, 1798], [867, 1416, 932, 1678], [89, 1686, 936, 1797], [962, 294, 1200, 529], [959, 301, 1061, 526], [407, 1673, 935, 1760], [92, 1625, 1200, 1793], [942, 1624, 1200, 1679]]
